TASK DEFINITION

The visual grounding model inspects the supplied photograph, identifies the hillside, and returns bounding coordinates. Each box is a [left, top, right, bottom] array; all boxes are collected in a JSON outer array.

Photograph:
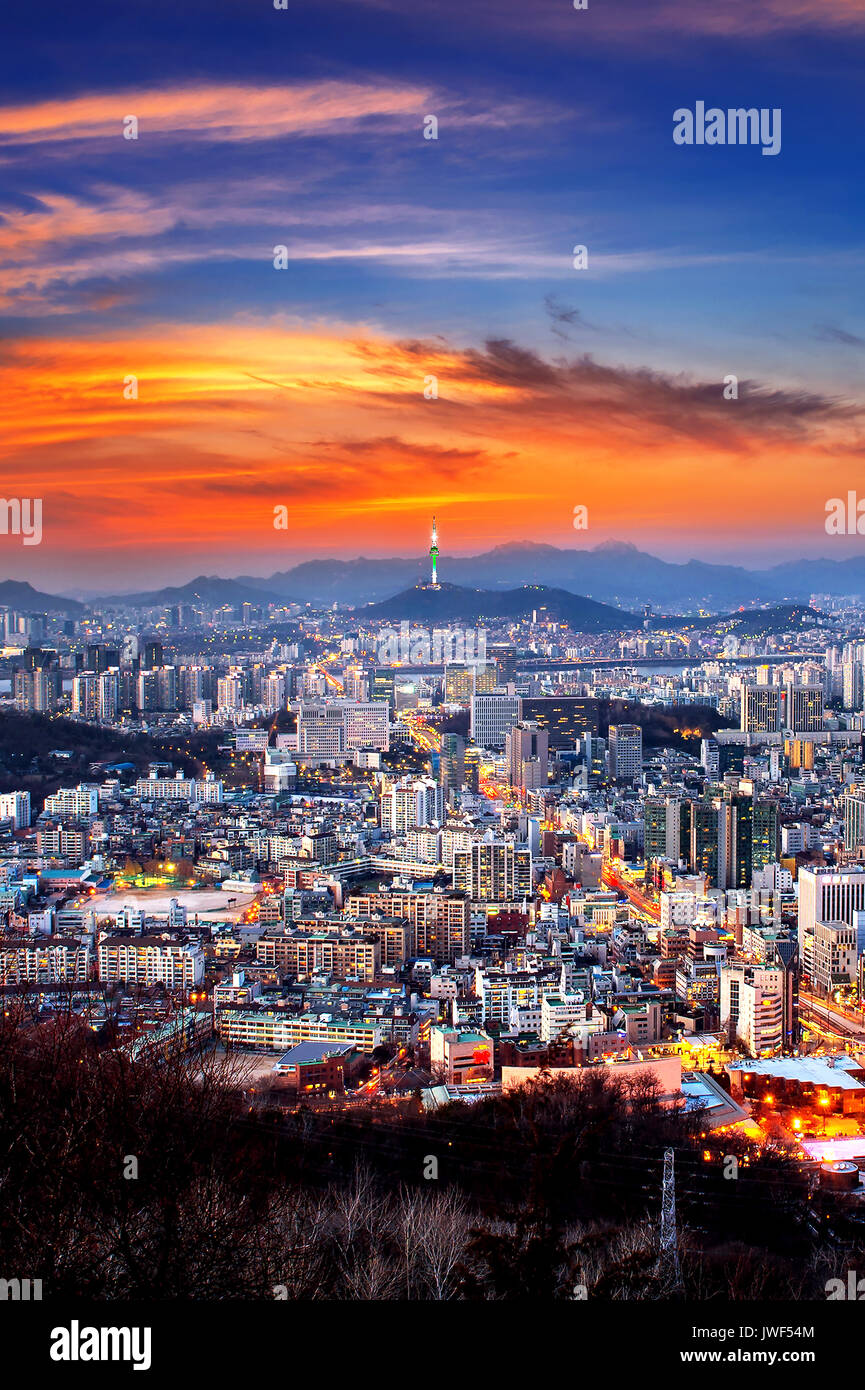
[[360, 582, 638, 632]]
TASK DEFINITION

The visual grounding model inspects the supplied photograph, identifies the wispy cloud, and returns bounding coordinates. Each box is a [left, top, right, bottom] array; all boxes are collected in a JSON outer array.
[[0, 81, 433, 147], [815, 323, 865, 349]]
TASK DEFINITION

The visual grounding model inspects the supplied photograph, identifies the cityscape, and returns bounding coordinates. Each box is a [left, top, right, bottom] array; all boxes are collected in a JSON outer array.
[[3, 522, 865, 1314], [1, 0, 864, 1360]]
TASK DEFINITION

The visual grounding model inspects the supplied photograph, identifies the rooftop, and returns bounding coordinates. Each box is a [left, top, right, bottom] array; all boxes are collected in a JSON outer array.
[[274, 1041, 354, 1067], [727, 1055, 865, 1091]]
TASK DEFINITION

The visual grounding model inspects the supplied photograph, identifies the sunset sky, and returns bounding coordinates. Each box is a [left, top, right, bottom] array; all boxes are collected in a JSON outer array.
[[1, 0, 864, 592]]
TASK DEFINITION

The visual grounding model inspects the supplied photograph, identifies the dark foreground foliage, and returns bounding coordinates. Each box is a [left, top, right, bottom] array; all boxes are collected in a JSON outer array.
[[0, 1013, 859, 1300]]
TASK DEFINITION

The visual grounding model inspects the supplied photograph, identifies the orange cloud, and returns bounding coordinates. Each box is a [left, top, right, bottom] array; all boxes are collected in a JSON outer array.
[[0, 81, 433, 147], [0, 320, 862, 570]]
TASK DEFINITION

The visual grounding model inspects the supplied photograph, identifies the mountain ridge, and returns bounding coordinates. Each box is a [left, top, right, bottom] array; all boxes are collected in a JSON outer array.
[[6, 541, 865, 613]]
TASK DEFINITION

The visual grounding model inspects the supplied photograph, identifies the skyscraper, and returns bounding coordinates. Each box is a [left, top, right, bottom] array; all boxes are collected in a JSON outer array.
[[98, 669, 120, 721], [844, 789, 865, 850], [445, 662, 497, 703], [381, 776, 444, 832], [726, 796, 778, 889], [644, 796, 686, 867], [452, 841, 532, 901], [608, 724, 642, 782], [471, 692, 520, 749], [519, 696, 599, 748], [784, 684, 823, 733], [798, 866, 865, 978], [72, 671, 99, 719], [439, 732, 466, 803], [506, 722, 549, 792], [843, 661, 864, 711], [689, 799, 720, 885], [741, 685, 780, 733]]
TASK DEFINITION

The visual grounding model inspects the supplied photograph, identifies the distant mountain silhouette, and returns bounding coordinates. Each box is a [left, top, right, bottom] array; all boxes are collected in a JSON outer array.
[[0, 580, 84, 615], [10, 542, 865, 616], [236, 542, 865, 609], [99, 575, 292, 609], [651, 603, 825, 634], [361, 582, 637, 632]]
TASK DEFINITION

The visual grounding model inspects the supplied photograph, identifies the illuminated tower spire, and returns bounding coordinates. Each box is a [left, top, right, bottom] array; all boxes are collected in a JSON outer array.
[[429, 514, 439, 586]]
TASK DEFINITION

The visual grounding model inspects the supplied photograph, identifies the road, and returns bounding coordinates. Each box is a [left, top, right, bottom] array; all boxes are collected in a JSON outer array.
[[354, 1046, 412, 1098], [799, 991, 865, 1045], [602, 863, 661, 922], [398, 710, 441, 754]]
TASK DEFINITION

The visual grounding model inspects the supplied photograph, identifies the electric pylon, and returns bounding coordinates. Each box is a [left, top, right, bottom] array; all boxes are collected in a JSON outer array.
[[658, 1146, 683, 1293]]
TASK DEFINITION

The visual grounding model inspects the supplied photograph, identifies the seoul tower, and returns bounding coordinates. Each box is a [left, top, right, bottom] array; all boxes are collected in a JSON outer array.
[[429, 514, 439, 587]]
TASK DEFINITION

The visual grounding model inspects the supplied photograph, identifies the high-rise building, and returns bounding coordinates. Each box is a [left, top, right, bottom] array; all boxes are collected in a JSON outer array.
[[811, 920, 857, 999], [798, 866, 865, 978], [445, 662, 498, 703], [769, 937, 800, 1054], [582, 733, 607, 786], [136, 668, 160, 712], [43, 784, 99, 818], [691, 794, 779, 890], [489, 645, 518, 685], [784, 684, 823, 732], [720, 963, 783, 1056], [262, 673, 287, 712], [156, 665, 177, 711], [785, 738, 815, 770], [439, 732, 466, 803], [506, 721, 549, 792], [701, 738, 720, 778], [216, 672, 245, 713], [297, 703, 344, 757], [843, 661, 864, 711], [644, 796, 685, 867], [192, 699, 213, 726], [86, 644, 120, 674], [608, 724, 642, 782], [689, 799, 720, 884], [179, 665, 214, 707], [98, 669, 120, 721], [452, 841, 532, 901], [72, 671, 99, 719], [725, 796, 778, 889], [98, 937, 203, 988], [14, 667, 59, 712], [471, 693, 520, 749], [380, 776, 443, 833], [346, 889, 469, 963], [134, 665, 178, 712], [0, 791, 31, 830], [370, 668, 395, 707], [519, 697, 599, 748], [844, 790, 865, 850], [741, 685, 780, 733], [341, 702, 390, 752]]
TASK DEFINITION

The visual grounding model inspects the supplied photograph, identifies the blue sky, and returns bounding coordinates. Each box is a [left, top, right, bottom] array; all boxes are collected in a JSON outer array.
[[0, 0, 863, 587]]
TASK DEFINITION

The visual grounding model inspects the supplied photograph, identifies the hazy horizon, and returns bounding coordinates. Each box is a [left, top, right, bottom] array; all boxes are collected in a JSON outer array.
[[3, 532, 865, 600]]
